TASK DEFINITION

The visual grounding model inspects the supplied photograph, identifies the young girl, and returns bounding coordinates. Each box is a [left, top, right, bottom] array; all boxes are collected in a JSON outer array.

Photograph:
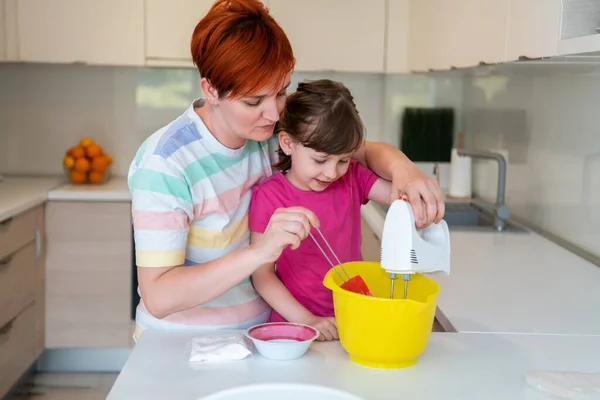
[[248, 79, 393, 341]]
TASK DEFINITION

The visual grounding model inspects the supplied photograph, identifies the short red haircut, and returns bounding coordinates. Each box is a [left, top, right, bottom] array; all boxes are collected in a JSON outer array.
[[191, 0, 295, 99]]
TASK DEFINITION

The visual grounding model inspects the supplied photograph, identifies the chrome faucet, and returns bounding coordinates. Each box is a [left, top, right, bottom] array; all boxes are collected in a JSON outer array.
[[456, 149, 511, 232]]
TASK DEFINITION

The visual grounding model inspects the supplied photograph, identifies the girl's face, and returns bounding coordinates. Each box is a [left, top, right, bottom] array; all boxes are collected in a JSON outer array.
[[280, 133, 353, 192], [201, 74, 291, 148]]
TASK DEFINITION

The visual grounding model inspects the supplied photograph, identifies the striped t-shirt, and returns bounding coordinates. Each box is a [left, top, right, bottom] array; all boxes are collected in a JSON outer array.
[[128, 98, 276, 339]]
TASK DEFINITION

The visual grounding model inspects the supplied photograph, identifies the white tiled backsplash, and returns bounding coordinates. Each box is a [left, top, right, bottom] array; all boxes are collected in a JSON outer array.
[[0, 64, 458, 177], [461, 64, 600, 258]]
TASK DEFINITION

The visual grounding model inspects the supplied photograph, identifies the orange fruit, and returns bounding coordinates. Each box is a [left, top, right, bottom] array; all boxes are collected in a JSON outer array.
[[73, 157, 90, 173], [86, 144, 103, 158], [71, 146, 86, 159], [63, 155, 75, 169], [88, 171, 105, 184], [69, 170, 87, 184], [91, 155, 110, 173], [104, 154, 113, 165], [79, 137, 94, 148]]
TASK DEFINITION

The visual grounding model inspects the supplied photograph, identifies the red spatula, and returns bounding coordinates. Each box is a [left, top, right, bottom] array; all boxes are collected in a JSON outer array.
[[310, 228, 374, 297]]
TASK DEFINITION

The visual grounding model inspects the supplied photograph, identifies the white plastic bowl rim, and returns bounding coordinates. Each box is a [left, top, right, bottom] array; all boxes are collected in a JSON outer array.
[[198, 383, 366, 400]]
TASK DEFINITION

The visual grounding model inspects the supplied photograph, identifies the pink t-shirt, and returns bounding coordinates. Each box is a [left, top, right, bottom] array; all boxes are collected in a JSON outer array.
[[248, 160, 379, 322]]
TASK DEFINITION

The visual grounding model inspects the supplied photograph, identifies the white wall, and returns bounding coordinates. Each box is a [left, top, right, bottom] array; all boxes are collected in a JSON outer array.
[[461, 64, 600, 258]]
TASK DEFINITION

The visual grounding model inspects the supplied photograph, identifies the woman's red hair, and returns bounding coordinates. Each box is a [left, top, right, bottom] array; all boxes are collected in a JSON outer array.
[[191, 0, 295, 99]]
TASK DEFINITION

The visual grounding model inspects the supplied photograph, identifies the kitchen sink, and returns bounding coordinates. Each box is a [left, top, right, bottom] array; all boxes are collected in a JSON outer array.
[[376, 202, 529, 233]]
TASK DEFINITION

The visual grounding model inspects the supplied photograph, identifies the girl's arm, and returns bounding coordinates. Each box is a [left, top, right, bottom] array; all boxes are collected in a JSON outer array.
[[250, 231, 314, 324]]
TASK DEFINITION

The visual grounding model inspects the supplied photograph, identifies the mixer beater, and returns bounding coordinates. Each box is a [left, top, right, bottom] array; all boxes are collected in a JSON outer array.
[[381, 199, 451, 299]]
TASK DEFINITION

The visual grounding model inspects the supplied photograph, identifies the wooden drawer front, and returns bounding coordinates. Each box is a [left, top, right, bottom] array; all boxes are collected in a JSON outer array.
[[0, 242, 36, 327], [0, 302, 37, 399], [0, 207, 38, 260]]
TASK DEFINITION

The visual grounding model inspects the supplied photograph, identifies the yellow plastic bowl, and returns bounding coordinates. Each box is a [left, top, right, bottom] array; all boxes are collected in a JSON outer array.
[[323, 261, 439, 369]]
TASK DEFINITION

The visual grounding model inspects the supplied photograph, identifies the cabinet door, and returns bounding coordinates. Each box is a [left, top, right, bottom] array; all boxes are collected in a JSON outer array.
[[45, 202, 132, 348], [145, 0, 215, 67], [385, 0, 410, 73], [0, 0, 5, 61], [506, 0, 561, 60], [17, 0, 144, 66], [408, 0, 435, 71], [269, 0, 386, 73]]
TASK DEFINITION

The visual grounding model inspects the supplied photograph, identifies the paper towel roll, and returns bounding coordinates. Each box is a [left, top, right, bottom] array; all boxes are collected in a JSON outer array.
[[448, 148, 472, 199]]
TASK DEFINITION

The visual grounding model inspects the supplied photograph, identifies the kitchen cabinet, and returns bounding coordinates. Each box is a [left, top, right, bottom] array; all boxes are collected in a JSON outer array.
[[16, 0, 144, 66], [385, 0, 410, 73], [268, 0, 387, 73], [0, 0, 18, 61], [0, 0, 5, 61], [144, 0, 215, 67], [409, 0, 509, 71], [506, 0, 561, 60], [0, 205, 45, 399], [45, 201, 132, 348]]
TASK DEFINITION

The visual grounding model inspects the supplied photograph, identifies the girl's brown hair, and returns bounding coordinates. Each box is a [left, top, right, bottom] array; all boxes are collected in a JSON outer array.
[[274, 79, 365, 171]]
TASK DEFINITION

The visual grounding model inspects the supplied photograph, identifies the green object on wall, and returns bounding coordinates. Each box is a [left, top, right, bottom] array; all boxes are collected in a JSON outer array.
[[400, 107, 454, 162]]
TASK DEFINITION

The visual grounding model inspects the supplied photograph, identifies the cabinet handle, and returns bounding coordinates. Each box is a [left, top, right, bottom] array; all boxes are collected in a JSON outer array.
[[0, 317, 15, 336], [0, 217, 13, 229], [0, 255, 13, 267]]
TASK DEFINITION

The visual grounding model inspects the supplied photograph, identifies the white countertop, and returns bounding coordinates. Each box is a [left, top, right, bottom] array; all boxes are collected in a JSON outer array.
[[107, 329, 600, 400], [0, 176, 64, 222], [360, 202, 600, 336], [0, 175, 131, 221], [47, 176, 130, 201]]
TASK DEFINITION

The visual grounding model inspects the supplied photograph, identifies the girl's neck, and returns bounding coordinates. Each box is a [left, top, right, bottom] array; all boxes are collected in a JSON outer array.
[[284, 169, 313, 192], [195, 102, 246, 150]]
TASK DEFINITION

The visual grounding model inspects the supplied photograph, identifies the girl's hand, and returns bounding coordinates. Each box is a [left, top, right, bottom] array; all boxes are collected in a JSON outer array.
[[307, 316, 338, 341], [251, 207, 320, 264]]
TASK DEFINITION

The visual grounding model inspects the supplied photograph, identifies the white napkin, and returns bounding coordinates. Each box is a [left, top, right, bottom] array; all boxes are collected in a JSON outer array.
[[526, 370, 600, 399], [189, 334, 252, 363]]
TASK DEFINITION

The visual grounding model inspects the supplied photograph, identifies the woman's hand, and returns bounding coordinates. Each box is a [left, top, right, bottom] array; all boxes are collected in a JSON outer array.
[[391, 166, 445, 228], [306, 316, 338, 341], [251, 206, 320, 264]]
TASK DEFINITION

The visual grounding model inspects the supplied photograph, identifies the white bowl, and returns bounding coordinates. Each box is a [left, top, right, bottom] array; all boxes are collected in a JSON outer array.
[[245, 322, 319, 361], [199, 383, 365, 400]]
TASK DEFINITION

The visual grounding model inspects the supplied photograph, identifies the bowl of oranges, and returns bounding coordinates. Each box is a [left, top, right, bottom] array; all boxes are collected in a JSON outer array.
[[63, 138, 113, 184]]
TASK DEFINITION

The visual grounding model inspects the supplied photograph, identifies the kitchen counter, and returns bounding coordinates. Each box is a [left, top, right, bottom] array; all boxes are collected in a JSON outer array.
[[47, 176, 130, 201], [0, 176, 64, 222], [0, 175, 131, 222], [361, 202, 600, 336], [107, 329, 600, 400]]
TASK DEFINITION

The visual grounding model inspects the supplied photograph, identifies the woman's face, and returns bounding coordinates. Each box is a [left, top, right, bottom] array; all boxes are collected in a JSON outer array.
[[207, 74, 291, 146]]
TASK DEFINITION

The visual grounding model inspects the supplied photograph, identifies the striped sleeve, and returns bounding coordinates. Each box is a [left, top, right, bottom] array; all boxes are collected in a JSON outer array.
[[129, 153, 195, 268]]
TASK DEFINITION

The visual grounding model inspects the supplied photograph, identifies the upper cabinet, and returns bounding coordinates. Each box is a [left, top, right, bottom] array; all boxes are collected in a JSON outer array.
[[410, 0, 509, 71], [145, 0, 225, 68], [385, 0, 410, 73], [506, 0, 561, 60], [0, 0, 5, 61], [16, 0, 144, 66], [268, 0, 387, 73]]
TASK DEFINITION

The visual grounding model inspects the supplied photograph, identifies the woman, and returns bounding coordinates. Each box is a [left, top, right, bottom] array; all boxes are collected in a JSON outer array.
[[129, 0, 444, 340]]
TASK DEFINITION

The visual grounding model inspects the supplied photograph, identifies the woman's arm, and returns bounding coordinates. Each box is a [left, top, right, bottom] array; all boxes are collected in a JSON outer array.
[[352, 140, 444, 227], [139, 207, 319, 319], [250, 231, 339, 341], [367, 177, 394, 206]]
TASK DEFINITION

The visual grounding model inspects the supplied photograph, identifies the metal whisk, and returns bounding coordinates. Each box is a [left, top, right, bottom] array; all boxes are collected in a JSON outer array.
[[309, 228, 351, 283]]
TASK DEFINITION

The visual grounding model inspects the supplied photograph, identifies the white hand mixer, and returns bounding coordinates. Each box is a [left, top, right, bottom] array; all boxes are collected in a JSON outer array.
[[381, 199, 451, 299]]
